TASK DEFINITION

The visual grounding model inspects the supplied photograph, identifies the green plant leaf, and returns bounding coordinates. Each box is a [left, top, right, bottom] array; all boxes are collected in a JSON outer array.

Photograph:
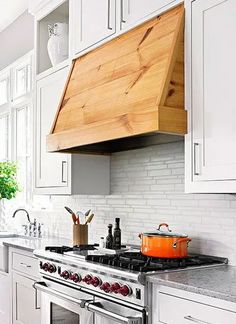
[[0, 161, 20, 200]]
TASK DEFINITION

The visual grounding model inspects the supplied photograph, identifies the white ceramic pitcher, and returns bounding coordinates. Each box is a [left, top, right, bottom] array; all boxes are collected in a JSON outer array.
[[47, 22, 69, 66]]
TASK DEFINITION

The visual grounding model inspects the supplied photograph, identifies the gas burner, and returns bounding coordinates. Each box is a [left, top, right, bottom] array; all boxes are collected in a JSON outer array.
[[86, 252, 226, 273], [73, 244, 99, 251], [45, 244, 99, 254], [45, 246, 73, 254]]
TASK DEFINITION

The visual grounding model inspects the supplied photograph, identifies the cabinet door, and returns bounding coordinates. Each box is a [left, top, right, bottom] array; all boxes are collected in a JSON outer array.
[[120, 0, 176, 29], [0, 272, 10, 324], [35, 66, 70, 189], [12, 273, 40, 324], [158, 291, 236, 324], [72, 0, 116, 54], [0, 73, 10, 106], [0, 114, 9, 161], [191, 0, 236, 182], [12, 56, 32, 100]]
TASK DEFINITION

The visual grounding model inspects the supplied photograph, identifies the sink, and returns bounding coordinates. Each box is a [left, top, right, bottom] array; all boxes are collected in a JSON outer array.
[[17, 235, 40, 240], [0, 232, 18, 238], [0, 233, 40, 272]]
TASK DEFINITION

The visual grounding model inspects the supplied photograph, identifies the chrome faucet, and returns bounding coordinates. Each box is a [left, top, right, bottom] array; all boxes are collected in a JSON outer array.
[[12, 209, 42, 238], [12, 208, 32, 223], [33, 219, 37, 237]]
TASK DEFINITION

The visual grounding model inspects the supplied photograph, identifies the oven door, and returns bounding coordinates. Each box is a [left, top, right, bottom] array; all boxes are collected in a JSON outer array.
[[34, 281, 94, 324], [87, 298, 146, 324]]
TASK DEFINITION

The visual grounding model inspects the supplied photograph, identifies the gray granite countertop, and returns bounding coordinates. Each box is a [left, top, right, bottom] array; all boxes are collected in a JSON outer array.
[[147, 265, 236, 303], [3, 236, 72, 252]]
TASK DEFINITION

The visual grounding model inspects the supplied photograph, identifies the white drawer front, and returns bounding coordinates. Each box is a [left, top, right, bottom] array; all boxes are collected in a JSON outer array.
[[159, 293, 236, 324], [12, 252, 38, 277]]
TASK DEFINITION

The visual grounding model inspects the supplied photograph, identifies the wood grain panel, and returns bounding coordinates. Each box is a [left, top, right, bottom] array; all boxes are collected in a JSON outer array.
[[48, 5, 186, 153]]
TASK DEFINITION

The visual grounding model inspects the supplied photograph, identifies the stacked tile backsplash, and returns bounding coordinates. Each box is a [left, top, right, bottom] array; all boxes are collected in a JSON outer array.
[[7, 141, 236, 264]]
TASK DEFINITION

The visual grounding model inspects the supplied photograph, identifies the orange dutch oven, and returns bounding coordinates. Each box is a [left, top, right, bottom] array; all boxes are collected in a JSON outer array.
[[139, 223, 192, 258]]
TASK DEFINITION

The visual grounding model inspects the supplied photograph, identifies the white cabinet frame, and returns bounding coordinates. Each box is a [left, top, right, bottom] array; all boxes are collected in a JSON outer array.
[[185, 0, 236, 193]]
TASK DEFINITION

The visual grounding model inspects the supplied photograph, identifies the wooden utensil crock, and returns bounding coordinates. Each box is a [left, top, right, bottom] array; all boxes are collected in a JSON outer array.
[[73, 224, 88, 246]]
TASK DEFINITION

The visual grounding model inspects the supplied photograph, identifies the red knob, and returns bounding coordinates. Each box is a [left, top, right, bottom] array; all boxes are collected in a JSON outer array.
[[111, 283, 121, 294], [70, 273, 81, 283], [83, 274, 93, 285], [42, 262, 50, 272], [48, 264, 57, 273], [61, 271, 70, 280], [100, 282, 111, 293], [119, 285, 132, 297], [91, 276, 102, 287]]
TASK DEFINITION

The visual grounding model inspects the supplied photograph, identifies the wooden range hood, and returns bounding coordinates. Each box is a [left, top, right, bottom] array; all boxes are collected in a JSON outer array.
[[47, 5, 186, 154]]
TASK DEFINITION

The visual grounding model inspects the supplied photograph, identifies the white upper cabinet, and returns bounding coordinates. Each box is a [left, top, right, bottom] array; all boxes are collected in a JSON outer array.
[[185, 0, 236, 193], [120, 0, 177, 30], [35, 66, 70, 191], [71, 0, 116, 54], [35, 65, 110, 195]]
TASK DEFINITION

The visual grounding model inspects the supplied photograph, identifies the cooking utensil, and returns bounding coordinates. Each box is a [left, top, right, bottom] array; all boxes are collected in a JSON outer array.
[[64, 206, 77, 225], [85, 209, 91, 217], [85, 213, 94, 225], [76, 211, 86, 225], [139, 223, 191, 258]]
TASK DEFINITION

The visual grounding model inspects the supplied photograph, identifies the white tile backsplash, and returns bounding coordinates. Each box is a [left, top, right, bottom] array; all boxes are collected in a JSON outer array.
[[6, 141, 236, 264]]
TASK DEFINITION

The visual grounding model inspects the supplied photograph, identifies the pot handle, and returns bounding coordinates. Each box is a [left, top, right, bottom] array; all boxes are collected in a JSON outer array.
[[173, 237, 192, 248], [157, 223, 171, 232]]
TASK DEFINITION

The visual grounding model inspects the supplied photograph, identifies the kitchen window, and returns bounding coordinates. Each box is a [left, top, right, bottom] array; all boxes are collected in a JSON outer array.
[[0, 51, 33, 204]]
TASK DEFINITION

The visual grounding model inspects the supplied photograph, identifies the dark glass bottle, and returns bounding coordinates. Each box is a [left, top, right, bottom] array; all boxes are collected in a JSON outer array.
[[105, 224, 113, 249], [113, 218, 121, 250]]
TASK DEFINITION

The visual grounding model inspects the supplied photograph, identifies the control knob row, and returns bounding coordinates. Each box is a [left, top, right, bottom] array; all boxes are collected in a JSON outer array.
[[40, 264, 132, 297], [40, 262, 57, 273], [100, 282, 132, 296], [40, 262, 82, 283], [60, 271, 82, 283], [83, 274, 102, 287]]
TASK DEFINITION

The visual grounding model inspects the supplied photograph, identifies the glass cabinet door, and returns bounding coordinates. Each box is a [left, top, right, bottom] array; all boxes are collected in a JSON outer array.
[[0, 77, 9, 106], [13, 63, 31, 99], [0, 114, 9, 161]]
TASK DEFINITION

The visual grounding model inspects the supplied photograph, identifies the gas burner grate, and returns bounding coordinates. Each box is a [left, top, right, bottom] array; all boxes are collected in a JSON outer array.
[[86, 252, 225, 273], [45, 244, 99, 254], [45, 246, 73, 254], [73, 244, 99, 251]]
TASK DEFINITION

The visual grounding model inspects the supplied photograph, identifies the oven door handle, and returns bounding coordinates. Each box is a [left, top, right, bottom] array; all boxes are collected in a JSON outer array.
[[33, 282, 89, 308], [86, 301, 143, 324]]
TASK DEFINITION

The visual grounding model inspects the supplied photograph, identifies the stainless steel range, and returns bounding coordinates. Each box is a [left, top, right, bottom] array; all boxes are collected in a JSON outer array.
[[33, 245, 227, 324]]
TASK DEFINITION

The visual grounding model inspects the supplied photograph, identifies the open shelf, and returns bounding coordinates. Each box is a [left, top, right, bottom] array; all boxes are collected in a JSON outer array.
[[36, 1, 69, 75]]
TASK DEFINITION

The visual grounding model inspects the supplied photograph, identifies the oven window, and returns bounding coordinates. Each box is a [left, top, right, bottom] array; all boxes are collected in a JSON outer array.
[[51, 303, 80, 324]]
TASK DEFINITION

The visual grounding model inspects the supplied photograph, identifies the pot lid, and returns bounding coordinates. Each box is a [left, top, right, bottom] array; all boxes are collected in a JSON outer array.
[[143, 223, 188, 238]]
